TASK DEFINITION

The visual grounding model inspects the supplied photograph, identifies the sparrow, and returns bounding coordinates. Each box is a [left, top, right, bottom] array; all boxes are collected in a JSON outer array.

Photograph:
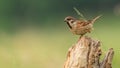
[[64, 15, 101, 36]]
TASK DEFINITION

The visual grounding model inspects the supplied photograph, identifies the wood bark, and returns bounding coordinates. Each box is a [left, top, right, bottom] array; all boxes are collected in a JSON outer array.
[[64, 36, 114, 68]]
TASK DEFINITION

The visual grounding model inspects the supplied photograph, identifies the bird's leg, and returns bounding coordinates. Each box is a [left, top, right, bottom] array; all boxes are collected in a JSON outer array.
[[77, 34, 84, 42], [80, 34, 84, 39]]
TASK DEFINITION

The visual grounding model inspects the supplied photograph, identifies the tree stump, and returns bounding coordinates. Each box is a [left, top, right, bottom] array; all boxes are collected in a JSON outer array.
[[64, 36, 114, 68]]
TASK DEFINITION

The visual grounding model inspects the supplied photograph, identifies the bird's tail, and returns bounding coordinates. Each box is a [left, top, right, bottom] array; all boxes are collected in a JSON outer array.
[[91, 15, 102, 24]]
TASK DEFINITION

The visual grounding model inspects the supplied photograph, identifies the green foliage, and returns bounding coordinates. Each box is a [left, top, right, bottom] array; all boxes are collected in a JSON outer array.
[[73, 7, 85, 18], [73, 7, 87, 21]]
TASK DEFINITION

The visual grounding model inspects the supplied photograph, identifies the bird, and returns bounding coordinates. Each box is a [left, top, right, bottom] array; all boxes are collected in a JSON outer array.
[[64, 15, 101, 37]]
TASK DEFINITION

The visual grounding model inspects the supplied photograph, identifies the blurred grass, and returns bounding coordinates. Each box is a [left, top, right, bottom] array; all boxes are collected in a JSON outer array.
[[0, 16, 119, 68]]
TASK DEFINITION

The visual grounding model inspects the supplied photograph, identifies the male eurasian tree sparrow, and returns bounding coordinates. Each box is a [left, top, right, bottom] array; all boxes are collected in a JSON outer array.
[[64, 15, 101, 36]]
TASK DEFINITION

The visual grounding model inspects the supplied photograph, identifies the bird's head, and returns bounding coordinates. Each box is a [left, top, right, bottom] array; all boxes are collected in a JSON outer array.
[[64, 16, 77, 29]]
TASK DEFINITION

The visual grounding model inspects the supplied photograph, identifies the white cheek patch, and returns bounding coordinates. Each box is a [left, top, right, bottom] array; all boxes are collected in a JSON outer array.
[[69, 20, 77, 28], [69, 20, 74, 26], [73, 21, 77, 25]]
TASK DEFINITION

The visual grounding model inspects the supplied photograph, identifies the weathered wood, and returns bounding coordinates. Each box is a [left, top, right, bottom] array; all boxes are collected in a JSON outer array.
[[100, 48, 114, 68], [64, 36, 114, 68]]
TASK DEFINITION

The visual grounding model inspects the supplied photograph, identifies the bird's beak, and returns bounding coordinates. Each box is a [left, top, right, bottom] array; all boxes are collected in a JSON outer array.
[[64, 20, 67, 22]]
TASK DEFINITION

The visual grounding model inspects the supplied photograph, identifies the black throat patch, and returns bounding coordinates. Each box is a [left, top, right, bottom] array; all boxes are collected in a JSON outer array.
[[66, 22, 72, 29]]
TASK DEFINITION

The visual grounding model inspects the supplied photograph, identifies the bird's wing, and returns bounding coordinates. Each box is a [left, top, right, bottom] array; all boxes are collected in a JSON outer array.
[[77, 20, 90, 26]]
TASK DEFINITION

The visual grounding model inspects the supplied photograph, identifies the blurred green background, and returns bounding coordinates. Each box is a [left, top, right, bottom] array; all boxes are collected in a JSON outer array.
[[0, 0, 120, 68]]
